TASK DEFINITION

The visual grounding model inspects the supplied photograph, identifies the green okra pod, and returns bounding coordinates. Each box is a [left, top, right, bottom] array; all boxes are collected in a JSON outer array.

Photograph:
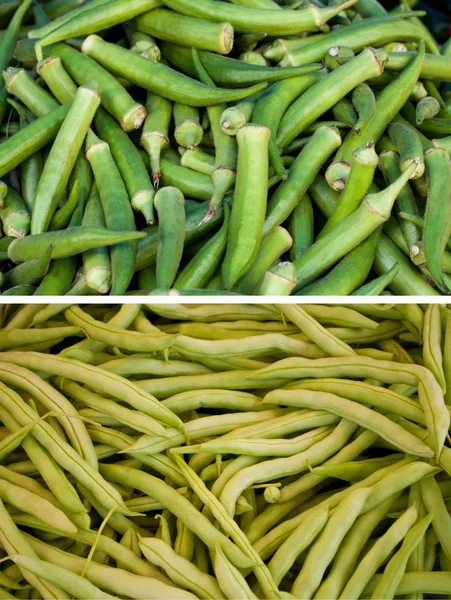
[[95, 108, 155, 225], [423, 147, 451, 292], [252, 70, 326, 176], [3, 245, 53, 290], [0, 186, 30, 239], [277, 47, 387, 147], [264, 126, 342, 237], [140, 93, 172, 188], [293, 161, 417, 291], [8, 227, 145, 263], [48, 179, 80, 232], [416, 96, 440, 126], [234, 226, 292, 294], [162, 0, 359, 35], [281, 19, 435, 67], [288, 193, 314, 263], [43, 43, 147, 132], [222, 124, 270, 290], [378, 150, 420, 250], [174, 204, 230, 291], [36, 55, 78, 105], [161, 42, 322, 87], [81, 185, 112, 296], [191, 48, 237, 221], [173, 104, 203, 149], [154, 186, 185, 290], [335, 42, 425, 164], [34, 0, 163, 53], [0, 104, 70, 177], [388, 122, 425, 178], [86, 130, 140, 295], [133, 9, 233, 54], [31, 82, 100, 235], [82, 35, 268, 106], [3, 67, 59, 117], [352, 83, 376, 132]]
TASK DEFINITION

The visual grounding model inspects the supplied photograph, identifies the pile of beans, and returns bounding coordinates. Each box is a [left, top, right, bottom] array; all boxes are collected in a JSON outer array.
[[0, 302, 449, 598], [1, 0, 451, 295]]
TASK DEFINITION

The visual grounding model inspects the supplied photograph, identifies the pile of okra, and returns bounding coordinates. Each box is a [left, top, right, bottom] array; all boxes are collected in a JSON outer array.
[[1, 0, 451, 295], [0, 302, 449, 597]]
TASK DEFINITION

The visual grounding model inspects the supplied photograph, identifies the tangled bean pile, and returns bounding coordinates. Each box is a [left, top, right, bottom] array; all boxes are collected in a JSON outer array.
[[0, 0, 451, 295], [0, 302, 449, 598]]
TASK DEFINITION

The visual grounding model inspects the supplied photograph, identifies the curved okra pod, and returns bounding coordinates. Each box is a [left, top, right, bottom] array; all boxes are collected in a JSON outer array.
[[85, 129, 139, 295], [288, 193, 314, 262], [81, 185, 112, 295], [95, 108, 155, 224], [173, 103, 203, 149], [335, 42, 425, 164], [234, 226, 292, 294], [352, 83, 376, 132], [351, 262, 400, 295], [277, 48, 387, 148], [378, 150, 420, 250], [222, 124, 270, 290], [43, 43, 146, 131], [132, 8, 234, 54], [0, 186, 30, 238], [48, 178, 80, 231], [140, 93, 172, 187], [28, 0, 120, 39], [388, 122, 425, 178], [416, 96, 440, 126], [154, 186, 185, 290], [3, 245, 53, 290], [423, 147, 451, 292], [258, 262, 296, 295], [0, 104, 70, 177], [281, 19, 434, 67], [252, 70, 326, 176], [82, 35, 267, 106], [293, 161, 417, 291], [162, 0, 358, 35], [174, 204, 230, 290], [31, 82, 100, 235], [34, 0, 163, 54], [191, 48, 237, 220], [264, 126, 342, 237], [160, 42, 322, 87]]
